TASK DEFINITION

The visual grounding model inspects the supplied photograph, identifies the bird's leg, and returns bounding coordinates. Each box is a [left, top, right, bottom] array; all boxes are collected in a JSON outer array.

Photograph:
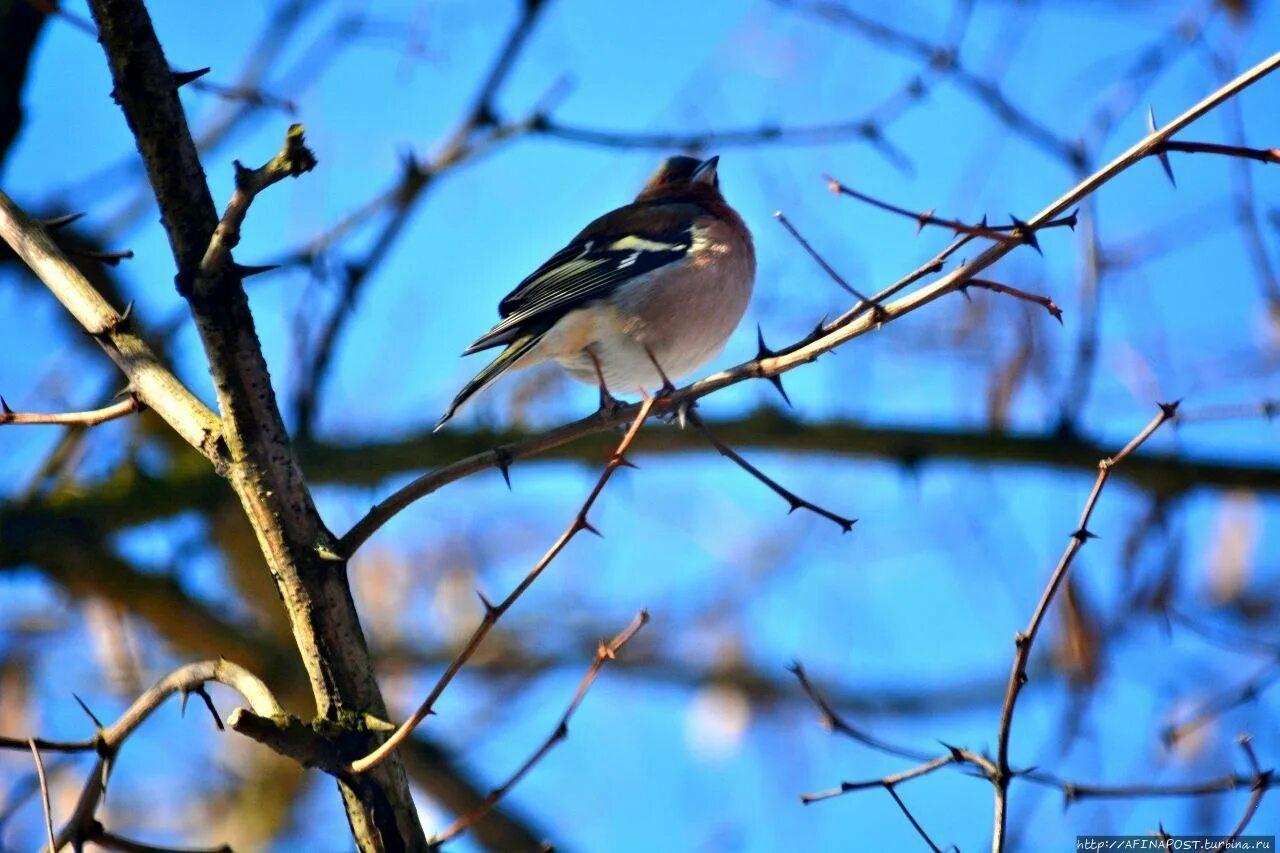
[[642, 345, 678, 398], [642, 344, 689, 426], [586, 345, 621, 414]]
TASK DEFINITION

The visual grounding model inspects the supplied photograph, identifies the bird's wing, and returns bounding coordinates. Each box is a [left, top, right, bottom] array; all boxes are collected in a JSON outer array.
[[463, 202, 704, 354]]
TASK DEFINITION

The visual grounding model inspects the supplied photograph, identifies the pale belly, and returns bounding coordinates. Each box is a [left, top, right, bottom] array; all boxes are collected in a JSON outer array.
[[521, 251, 754, 393]]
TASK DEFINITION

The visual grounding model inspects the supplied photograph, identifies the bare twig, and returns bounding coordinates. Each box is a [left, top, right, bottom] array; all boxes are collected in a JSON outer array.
[[430, 610, 650, 845], [349, 397, 656, 774], [992, 403, 1178, 853], [0, 392, 142, 427], [194, 123, 316, 292], [1213, 736, 1273, 852], [961, 278, 1064, 323], [774, 211, 880, 305], [0, 660, 282, 852], [0, 191, 223, 458], [29, 738, 56, 851], [687, 410, 856, 532], [1163, 660, 1280, 747]]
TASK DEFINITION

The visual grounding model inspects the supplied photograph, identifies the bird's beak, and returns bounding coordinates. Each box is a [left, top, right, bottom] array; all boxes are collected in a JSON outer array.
[[692, 155, 720, 186]]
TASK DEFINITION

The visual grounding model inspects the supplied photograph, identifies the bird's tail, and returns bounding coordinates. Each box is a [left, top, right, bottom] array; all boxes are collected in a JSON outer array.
[[435, 334, 542, 431]]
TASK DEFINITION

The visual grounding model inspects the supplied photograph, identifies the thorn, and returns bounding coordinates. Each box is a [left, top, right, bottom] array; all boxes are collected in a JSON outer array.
[[810, 315, 828, 340], [1070, 527, 1098, 543], [0, 396, 12, 417], [755, 326, 792, 406], [72, 693, 104, 730], [476, 590, 498, 617], [578, 518, 603, 538], [1010, 215, 1041, 255], [838, 517, 857, 534], [755, 324, 775, 359], [1157, 399, 1182, 420], [553, 721, 569, 742], [494, 448, 513, 489], [1062, 783, 1078, 809], [766, 374, 792, 407], [615, 454, 639, 470], [1062, 208, 1079, 231], [118, 300, 134, 324], [40, 212, 86, 231], [916, 209, 934, 234], [230, 262, 280, 279], [1148, 107, 1177, 187], [171, 67, 212, 88]]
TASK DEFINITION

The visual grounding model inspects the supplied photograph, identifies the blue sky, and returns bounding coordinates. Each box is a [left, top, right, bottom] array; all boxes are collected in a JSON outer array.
[[2, 1, 1279, 850]]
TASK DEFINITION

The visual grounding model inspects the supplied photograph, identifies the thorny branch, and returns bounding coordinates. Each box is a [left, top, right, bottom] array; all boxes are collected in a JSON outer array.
[[0, 660, 283, 851], [430, 610, 650, 846], [992, 403, 1178, 852], [0, 392, 142, 427], [348, 397, 656, 774]]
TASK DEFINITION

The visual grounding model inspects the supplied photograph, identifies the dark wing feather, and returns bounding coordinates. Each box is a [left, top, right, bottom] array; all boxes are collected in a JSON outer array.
[[463, 201, 703, 354]]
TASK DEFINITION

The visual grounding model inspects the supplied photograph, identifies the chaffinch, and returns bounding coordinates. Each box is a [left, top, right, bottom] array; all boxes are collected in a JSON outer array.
[[436, 154, 755, 429]]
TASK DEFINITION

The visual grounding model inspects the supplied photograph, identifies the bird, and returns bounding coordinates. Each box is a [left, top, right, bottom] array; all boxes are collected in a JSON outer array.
[[436, 154, 755, 430]]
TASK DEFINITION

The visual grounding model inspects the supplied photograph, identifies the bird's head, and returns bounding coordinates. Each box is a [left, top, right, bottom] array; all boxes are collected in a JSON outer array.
[[636, 154, 721, 201]]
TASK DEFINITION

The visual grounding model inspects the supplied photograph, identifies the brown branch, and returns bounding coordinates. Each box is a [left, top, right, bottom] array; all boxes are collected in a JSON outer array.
[[29, 738, 56, 851], [885, 785, 947, 853], [84, 0, 429, 842], [430, 610, 650, 846], [789, 663, 937, 763], [961, 278, 1064, 323], [992, 402, 1177, 853], [0, 660, 283, 852], [1215, 736, 1272, 852], [687, 409, 856, 532], [774, 211, 880, 306], [0, 392, 142, 427], [0, 190, 223, 459], [349, 397, 656, 774], [801, 753, 964, 804], [1159, 138, 1280, 165], [825, 178, 1078, 250], [1163, 660, 1280, 748], [196, 123, 316, 288]]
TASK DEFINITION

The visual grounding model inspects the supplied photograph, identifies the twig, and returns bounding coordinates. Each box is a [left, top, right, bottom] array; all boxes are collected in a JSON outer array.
[[0, 190, 223, 459], [348, 397, 656, 774], [1213, 736, 1272, 852], [687, 410, 855, 532], [1159, 139, 1280, 164], [430, 610, 650, 845], [991, 402, 1178, 853], [885, 784, 945, 853], [0, 660, 283, 851], [789, 663, 934, 762], [0, 392, 142, 427], [774, 211, 880, 306], [29, 738, 56, 852], [193, 123, 316, 293], [961, 278, 1063, 323], [1163, 660, 1280, 747]]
